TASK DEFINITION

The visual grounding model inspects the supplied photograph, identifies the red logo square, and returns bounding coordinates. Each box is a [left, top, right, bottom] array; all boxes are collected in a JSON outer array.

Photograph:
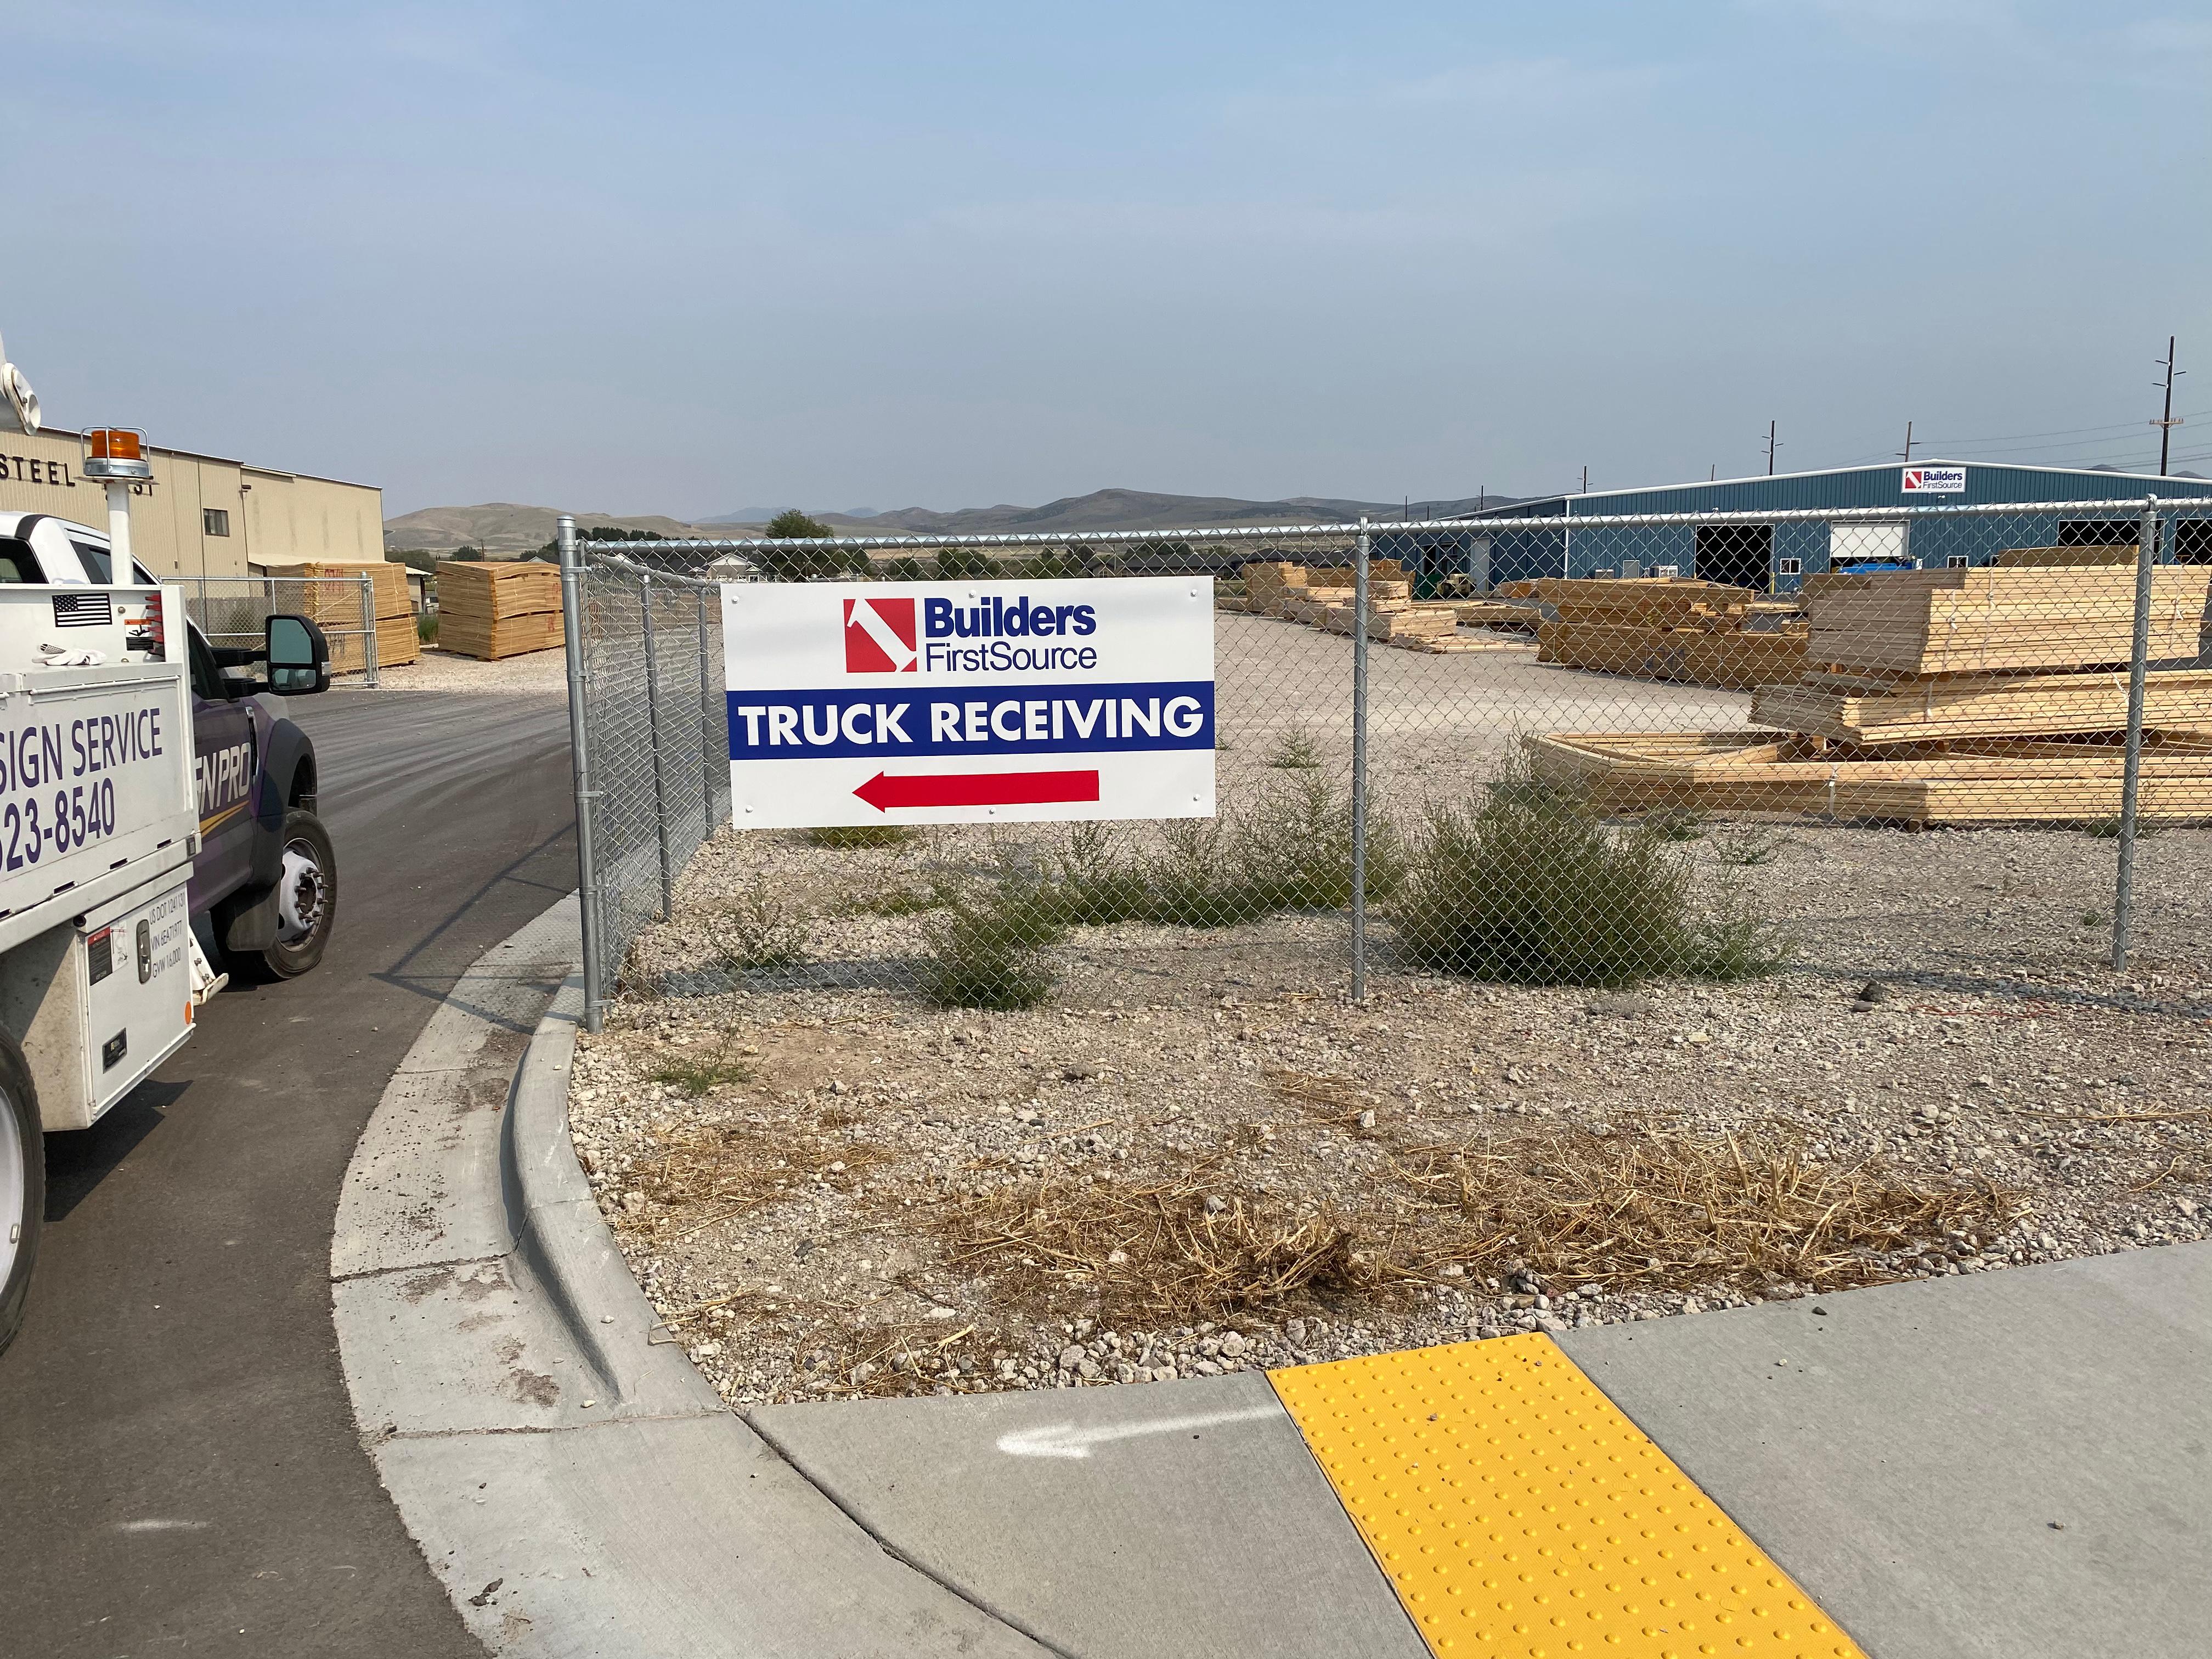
[[844, 596, 917, 673]]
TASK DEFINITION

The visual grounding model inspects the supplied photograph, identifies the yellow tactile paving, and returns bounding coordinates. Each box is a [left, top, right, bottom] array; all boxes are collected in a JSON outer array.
[[1267, 1333, 1865, 1659]]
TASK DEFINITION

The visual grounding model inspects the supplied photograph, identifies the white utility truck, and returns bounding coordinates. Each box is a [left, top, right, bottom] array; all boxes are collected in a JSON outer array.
[[0, 329, 332, 1348]]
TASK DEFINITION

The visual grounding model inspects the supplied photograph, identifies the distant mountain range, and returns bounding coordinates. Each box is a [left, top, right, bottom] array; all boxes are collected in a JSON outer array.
[[701, 488, 1526, 535], [386, 488, 1526, 554], [381, 502, 730, 557]]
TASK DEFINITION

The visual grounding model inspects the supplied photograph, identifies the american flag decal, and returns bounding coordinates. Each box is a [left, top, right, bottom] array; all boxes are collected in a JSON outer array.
[[53, 592, 114, 628]]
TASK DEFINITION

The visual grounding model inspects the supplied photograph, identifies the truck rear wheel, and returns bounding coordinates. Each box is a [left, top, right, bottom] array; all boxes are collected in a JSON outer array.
[[261, 810, 337, 979], [0, 1030, 43, 1355]]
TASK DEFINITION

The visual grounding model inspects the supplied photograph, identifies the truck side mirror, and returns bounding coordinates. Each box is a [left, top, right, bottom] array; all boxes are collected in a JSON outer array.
[[267, 614, 330, 695]]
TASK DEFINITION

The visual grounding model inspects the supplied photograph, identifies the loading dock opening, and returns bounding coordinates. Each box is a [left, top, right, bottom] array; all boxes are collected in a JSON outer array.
[[1693, 522, 1772, 589]]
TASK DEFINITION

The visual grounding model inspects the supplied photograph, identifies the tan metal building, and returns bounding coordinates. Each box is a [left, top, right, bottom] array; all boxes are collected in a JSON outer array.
[[0, 425, 382, 580]]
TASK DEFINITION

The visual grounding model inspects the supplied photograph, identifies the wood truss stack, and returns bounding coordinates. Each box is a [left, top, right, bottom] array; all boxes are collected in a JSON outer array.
[[1228, 562, 1530, 653], [1528, 563, 2212, 827], [269, 558, 420, 672], [436, 559, 566, 660], [1505, 577, 1809, 690]]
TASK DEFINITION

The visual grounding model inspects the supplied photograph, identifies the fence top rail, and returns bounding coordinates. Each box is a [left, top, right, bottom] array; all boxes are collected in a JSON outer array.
[[595, 496, 2197, 556], [581, 550, 729, 590], [173, 574, 379, 584]]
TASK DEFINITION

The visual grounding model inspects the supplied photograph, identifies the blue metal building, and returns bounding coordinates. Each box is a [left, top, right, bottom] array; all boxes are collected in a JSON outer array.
[[1441, 462, 2212, 594]]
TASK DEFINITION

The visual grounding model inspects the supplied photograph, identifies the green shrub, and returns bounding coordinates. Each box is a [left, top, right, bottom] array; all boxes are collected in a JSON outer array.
[[716, 881, 809, 973], [1709, 824, 1786, 866], [1026, 779, 1402, 933], [833, 881, 944, 918], [1266, 727, 1325, 770], [1142, 817, 1274, 927], [1240, 769, 1405, 912], [1045, 823, 1148, 926], [652, 1044, 755, 1096], [1391, 766, 1785, 986], [803, 824, 920, 850], [416, 611, 440, 645], [919, 882, 1065, 1008]]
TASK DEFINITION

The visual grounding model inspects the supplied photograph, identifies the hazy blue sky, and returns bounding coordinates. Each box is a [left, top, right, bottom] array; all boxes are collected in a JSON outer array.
[[7, 1, 2208, 516]]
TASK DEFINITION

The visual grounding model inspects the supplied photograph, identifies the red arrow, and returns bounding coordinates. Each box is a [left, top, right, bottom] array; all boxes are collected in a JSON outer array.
[[853, 769, 1101, 812]]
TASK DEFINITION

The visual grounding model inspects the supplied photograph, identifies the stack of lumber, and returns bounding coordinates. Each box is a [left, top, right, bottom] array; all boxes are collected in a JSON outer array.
[[436, 560, 565, 661], [1232, 559, 1515, 651], [1517, 578, 1808, 689], [1802, 565, 2211, 674], [1233, 562, 1306, 615], [1319, 586, 1464, 648], [1752, 668, 2212, 743], [1527, 728, 2212, 825], [1537, 623, 1807, 689], [1525, 563, 2212, 827], [289, 560, 419, 672], [1996, 545, 2138, 568], [1451, 600, 1542, 633]]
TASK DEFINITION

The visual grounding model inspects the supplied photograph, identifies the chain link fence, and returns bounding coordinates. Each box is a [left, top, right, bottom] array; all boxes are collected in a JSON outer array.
[[558, 525, 731, 1028], [559, 498, 2212, 1030], [179, 574, 384, 685]]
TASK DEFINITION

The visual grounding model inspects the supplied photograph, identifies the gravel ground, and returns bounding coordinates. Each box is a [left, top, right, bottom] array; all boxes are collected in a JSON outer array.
[[343, 643, 568, 694], [569, 814, 2212, 1408]]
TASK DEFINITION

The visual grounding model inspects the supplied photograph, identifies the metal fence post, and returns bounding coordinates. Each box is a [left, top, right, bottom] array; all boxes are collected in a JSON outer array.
[[358, 571, 380, 688], [557, 517, 608, 1032], [2112, 495, 2159, 971], [639, 571, 676, 921], [695, 586, 717, 830], [1350, 518, 1371, 1003]]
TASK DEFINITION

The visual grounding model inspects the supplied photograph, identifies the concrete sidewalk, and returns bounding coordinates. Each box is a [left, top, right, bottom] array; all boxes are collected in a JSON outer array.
[[1563, 1244, 2212, 1659], [340, 903, 2212, 1658]]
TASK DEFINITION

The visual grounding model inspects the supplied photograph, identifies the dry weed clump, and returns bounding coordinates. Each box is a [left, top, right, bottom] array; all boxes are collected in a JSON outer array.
[[938, 1159, 1375, 1327], [634, 1115, 893, 1234], [1396, 1121, 2028, 1295], [791, 1311, 1039, 1399]]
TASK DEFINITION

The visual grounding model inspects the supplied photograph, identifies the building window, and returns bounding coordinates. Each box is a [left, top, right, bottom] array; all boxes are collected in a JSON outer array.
[[1947, 554, 1972, 568], [1776, 557, 1802, 576], [203, 508, 231, 537]]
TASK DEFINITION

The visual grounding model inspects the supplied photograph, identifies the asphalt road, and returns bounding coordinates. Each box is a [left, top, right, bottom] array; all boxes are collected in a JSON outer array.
[[0, 689, 575, 1658]]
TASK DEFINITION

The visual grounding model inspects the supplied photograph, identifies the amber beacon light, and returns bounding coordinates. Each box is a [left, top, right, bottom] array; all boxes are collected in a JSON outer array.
[[80, 426, 154, 567]]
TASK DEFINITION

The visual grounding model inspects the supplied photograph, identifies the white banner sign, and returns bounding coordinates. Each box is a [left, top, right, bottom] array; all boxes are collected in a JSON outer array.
[[723, 577, 1216, 828], [1901, 465, 1967, 494]]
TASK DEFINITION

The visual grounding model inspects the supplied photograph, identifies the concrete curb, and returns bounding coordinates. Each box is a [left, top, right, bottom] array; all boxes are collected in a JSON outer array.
[[333, 896, 1049, 1657], [499, 970, 721, 1418]]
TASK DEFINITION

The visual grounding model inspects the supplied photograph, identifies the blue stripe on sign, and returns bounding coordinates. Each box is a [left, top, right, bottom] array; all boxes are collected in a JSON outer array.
[[727, 681, 1214, 761]]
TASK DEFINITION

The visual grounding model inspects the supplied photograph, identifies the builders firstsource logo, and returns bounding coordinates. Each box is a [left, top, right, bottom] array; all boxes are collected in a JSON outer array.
[[1902, 466, 1967, 494], [845, 592, 1103, 675]]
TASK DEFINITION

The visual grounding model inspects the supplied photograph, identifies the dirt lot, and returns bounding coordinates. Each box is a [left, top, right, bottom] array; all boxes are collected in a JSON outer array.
[[359, 642, 568, 693], [569, 810, 2212, 1408]]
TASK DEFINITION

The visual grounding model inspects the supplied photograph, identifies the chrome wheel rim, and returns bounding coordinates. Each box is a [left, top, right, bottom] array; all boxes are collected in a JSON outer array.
[[276, 837, 328, 946], [0, 1086, 24, 1290]]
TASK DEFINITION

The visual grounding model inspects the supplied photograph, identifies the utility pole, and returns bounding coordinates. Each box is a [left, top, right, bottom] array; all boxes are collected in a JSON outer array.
[[2153, 336, 2184, 476], [1580, 465, 1588, 494], [1765, 421, 1780, 476], [1898, 420, 1915, 465]]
